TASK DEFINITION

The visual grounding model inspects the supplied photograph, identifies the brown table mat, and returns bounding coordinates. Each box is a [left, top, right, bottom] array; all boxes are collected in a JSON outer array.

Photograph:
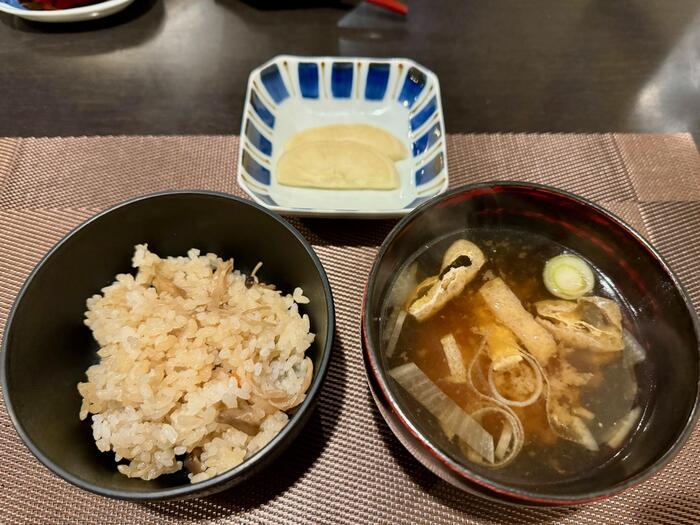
[[1, 134, 699, 524]]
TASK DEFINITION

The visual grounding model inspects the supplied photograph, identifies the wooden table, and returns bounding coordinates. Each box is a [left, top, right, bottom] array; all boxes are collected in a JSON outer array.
[[1, 0, 699, 138]]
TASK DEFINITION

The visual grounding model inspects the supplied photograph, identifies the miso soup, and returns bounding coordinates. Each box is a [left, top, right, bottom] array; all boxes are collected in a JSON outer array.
[[382, 229, 648, 484]]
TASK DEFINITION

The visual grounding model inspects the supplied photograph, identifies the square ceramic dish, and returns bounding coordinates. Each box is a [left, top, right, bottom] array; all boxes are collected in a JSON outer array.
[[237, 56, 448, 218]]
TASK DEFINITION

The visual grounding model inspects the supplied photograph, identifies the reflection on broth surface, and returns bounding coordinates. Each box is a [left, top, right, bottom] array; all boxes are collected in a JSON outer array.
[[383, 229, 647, 483]]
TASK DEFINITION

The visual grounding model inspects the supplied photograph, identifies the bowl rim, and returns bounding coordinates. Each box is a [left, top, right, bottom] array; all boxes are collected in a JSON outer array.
[[0, 0, 133, 18], [362, 180, 700, 505], [0, 189, 336, 500]]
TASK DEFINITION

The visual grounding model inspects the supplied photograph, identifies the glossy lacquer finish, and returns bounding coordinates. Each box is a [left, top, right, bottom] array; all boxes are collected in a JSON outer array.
[[362, 182, 700, 505], [1, 192, 335, 500], [1, 0, 700, 138]]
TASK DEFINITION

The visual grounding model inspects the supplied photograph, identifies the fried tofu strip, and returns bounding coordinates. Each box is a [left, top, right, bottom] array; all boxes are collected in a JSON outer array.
[[481, 323, 523, 371], [478, 278, 557, 365], [408, 240, 486, 321]]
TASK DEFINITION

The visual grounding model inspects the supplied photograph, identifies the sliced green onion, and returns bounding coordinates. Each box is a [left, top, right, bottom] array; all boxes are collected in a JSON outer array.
[[543, 254, 595, 300]]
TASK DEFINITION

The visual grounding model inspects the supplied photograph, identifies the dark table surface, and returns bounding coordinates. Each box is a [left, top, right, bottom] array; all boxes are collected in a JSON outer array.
[[1, 0, 699, 138]]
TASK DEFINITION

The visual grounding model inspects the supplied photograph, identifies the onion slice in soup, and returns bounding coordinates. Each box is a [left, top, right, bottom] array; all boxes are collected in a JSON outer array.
[[440, 333, 467, 383], [384, 310, 407, 358], [606, 407, 642, 449], [389, 362, 495, 463], [467, 406, 524, 467], [569, 416, 599, 452], [464, 341, 526, 467], [622, 329, 646, 367], [487, 351, 544, 407], [495, 421, 513, 461], [524, 351, 601, 451]]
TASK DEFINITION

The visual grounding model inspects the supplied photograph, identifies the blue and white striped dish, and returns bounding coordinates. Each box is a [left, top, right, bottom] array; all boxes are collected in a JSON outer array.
[[237, 56, 448, 218]]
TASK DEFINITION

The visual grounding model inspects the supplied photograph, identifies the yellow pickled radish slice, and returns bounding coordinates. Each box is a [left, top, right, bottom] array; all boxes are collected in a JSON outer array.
[[277, 140, 399, 190]]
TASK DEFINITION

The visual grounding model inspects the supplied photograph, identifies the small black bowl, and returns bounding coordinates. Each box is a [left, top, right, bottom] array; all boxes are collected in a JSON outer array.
[[1, 191, 335, 500], [362, 182, 700, 505]]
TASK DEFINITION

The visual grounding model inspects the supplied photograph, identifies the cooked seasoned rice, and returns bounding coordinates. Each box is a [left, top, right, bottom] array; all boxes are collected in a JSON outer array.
[[77, 245, 314, 483]]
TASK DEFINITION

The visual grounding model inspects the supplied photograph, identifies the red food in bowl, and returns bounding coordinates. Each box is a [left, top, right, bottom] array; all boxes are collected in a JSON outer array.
[[22, 0, 99, 10]]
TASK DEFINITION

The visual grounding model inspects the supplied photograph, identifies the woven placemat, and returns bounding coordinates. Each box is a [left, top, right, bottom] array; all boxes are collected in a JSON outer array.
[[1, 134, 699, 524]]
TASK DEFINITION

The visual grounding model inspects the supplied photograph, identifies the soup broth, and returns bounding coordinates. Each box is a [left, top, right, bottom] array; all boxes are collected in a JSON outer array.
[[382, 229, 647, 484]]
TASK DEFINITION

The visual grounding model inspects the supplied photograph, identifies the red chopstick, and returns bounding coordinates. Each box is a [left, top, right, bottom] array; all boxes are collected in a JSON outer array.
[[365, 0, 409, 15]]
